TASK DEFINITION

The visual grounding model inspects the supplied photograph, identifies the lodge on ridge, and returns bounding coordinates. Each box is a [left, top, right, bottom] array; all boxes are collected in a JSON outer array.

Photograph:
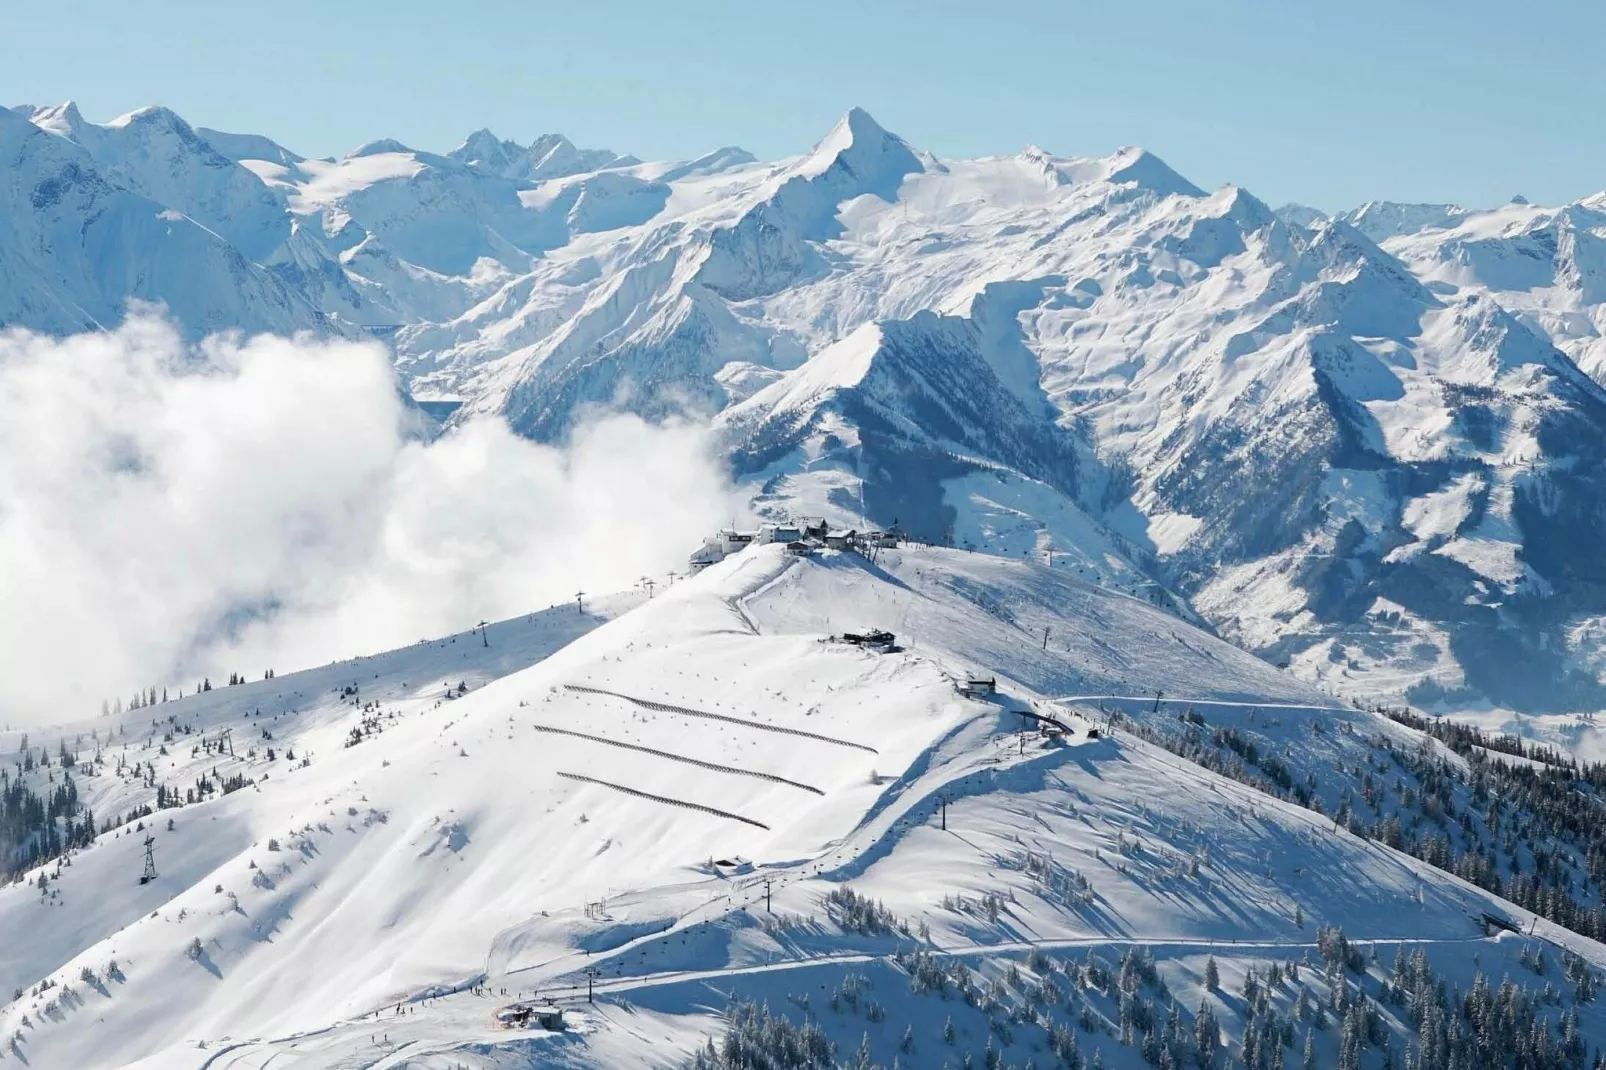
[[687, 519, 901, 573]]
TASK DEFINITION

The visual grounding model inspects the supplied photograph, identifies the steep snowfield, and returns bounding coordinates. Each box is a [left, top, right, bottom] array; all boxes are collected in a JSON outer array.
[[6, 544, 1603, 1069], [0, 107, 324, 336]]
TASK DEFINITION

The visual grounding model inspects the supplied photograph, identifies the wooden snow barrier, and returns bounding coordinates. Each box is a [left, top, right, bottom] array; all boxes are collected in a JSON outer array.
[[528, 722, 824, 795], [555, 772, 771, 829], [563, 683, 878, 754]]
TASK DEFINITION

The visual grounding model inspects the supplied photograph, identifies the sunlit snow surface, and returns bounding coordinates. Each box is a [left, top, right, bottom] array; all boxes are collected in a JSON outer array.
[[6, 545, 1603, 1069], [16, 102, 1606, 717]]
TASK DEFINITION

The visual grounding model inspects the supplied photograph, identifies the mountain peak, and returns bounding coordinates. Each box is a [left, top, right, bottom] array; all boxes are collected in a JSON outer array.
[[1102, 145, 1202, 197], [447, 129, 630, 181], [843, 105, 886, 138], [807, 107, 895, 164], [28, 100, 85, 137], [348, 137, 415, 158], [456, 126, 502, 148], [108, 104, 184, 129], [449, 127, 518, 169], [797, 107, 922, 195]]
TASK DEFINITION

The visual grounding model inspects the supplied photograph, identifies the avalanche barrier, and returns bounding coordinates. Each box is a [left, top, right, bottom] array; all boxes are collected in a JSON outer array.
[[529, 722, 824, 794], [555, 772, 771, 830], [563, 683, 878, 754]]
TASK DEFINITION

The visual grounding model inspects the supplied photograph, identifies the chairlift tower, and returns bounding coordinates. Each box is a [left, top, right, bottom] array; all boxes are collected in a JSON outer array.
[[139, 834, 157, 885]]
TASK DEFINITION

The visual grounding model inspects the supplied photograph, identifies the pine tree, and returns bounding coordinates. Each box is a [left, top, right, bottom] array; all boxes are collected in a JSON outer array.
[[1338, 1009, 1361, 1070], [1195, 1000, 1217, 1058], [1205, 957, 1220, 993]]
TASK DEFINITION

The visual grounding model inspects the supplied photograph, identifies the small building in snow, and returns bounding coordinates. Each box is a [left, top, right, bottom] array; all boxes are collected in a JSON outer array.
[[785, 540, 814, 557], [688, 542, 725, 572], [495, 1003, 566, 1031], [825, 529, 857, 551], [842, 628, 896, 653], [960, 676, 997, 698]]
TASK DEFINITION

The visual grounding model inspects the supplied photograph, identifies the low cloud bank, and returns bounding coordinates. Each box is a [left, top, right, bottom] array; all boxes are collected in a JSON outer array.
[[0, 316, 741, 725]]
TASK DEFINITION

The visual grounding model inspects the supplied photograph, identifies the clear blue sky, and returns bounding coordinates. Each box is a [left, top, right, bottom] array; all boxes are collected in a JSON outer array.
[[7, 0, 1604, 211]]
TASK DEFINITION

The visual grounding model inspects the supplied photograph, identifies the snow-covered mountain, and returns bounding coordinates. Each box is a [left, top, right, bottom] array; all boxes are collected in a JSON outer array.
[[0, 106, 323, 335], [11, 101, 1606, 723], [10, 543, 1606, 1069]]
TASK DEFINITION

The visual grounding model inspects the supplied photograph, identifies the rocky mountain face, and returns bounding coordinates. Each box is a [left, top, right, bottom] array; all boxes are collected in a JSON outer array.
[[10, 101, 1606, 718]]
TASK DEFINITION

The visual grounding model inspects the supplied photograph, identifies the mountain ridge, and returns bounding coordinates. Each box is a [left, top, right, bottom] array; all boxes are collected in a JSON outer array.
[[11, 101, 1606, 723]]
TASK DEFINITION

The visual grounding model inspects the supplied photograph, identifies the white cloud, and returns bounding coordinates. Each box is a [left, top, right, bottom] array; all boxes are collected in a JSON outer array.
[[0, 316, 743, 725]]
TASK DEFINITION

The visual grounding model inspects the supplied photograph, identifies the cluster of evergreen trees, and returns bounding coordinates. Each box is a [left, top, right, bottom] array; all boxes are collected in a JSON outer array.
[[1114, 703, 1606, 949], [688, 999, 838, 1069], [1373, 712, 1606, 944], [688, 928, 1602, 1070], [0, 769, 93, 879], [1383, 944, 1592, 1070], [103, 686, 167, 716], [826, 886, 908, 937]]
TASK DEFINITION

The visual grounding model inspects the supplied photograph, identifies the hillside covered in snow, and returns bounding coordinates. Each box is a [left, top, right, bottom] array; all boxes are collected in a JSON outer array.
[[10, 101, 1606, 728], [8, 543, 1606, 1070]]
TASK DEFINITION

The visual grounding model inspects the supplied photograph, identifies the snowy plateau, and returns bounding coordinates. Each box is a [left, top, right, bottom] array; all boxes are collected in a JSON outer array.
[[9, 101, 1606, 1069]]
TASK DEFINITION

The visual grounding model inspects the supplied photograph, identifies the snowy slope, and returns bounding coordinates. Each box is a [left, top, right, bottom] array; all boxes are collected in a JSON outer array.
[[27, 103, 292, 263], [359, 108, 1606, 718], [1364, 196, 1606, 384], [15, 101, 1606, 720], [6, 543, 1606, 1069], [0, 107, 324, 336]]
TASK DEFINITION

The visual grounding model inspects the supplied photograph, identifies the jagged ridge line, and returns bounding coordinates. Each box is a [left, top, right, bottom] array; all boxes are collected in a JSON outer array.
[[563, 683, 878, 754], [555, 772, 770, 830], [529, 722, 825, 795]]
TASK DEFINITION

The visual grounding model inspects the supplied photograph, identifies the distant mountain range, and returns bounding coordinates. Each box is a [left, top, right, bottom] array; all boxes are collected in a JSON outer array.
[[10, 100, 1606, 721]]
